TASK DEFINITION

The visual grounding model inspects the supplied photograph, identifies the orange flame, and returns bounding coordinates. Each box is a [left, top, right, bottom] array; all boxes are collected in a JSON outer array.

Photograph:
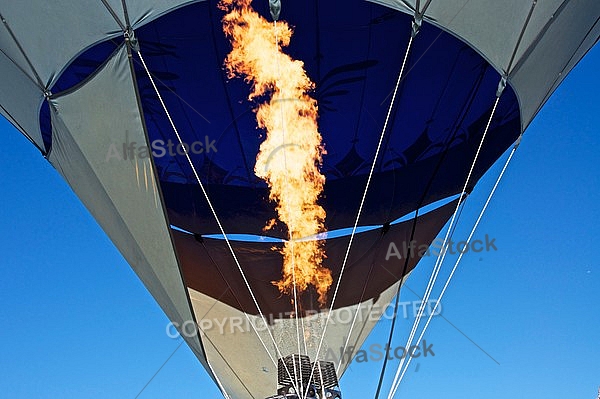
[[220, 0, 332, 305]]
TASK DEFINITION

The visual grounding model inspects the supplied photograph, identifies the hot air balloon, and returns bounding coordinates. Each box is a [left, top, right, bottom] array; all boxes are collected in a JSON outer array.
[[1, 0, 598, 398]]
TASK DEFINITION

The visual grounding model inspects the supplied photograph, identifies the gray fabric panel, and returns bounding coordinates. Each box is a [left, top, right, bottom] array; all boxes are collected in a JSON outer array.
[[0, 50, 44, 147], [0, 24, 37, 85], [334, 280, 405, 377], [369, 0, 568, 71], [0, 0, 204, 150], [0, 0, 203, 87], [100, 0, 204, 27], [182, 197, 458, 397], [533, 21, 600, 114], [188, 290, 273, 399], [0, 1, 122, 87], [189, 279, 406, 398], [125, 0, 206, 27], [510, 2, 600, 127], [369, 0, 600, 128], [511, 0, 565, 67], [46, 45, 206, 368]]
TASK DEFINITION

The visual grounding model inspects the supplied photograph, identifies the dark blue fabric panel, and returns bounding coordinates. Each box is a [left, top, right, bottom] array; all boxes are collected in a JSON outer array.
[[40, 0, 522, 237], [174, 197, 460, 316], [131, 0, 520, 237]]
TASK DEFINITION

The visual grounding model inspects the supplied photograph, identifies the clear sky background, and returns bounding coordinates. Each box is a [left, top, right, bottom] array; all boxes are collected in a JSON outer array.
[[0, 44, 598, 399]]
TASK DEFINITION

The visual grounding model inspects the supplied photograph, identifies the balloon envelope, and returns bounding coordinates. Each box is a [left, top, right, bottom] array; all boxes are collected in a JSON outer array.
[[0, 0, 598, 397]]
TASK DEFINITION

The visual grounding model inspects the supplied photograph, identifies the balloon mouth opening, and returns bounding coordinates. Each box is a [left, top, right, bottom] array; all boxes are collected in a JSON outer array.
[[177, 194, 460, 243]]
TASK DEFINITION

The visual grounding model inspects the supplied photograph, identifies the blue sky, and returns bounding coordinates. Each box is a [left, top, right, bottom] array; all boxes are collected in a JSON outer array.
[[1, 45, 598, 399]]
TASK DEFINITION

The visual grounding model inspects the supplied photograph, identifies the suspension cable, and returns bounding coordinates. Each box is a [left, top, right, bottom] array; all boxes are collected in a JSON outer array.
[[386, 0, 535, 393], [305, 30, 417, 398], [205, 357, 232, 399], [347, 55, 484, 386], [388, 137, 520, 398], [386, 92, 504, 399], [135, 47, 301, 394], [372, 203, 428, 399], [336, 219, 413, 377]]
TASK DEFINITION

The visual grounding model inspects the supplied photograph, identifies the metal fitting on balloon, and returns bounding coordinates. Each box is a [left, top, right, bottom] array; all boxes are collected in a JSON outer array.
[[269, 0, 281, 21], [513, 134, 523, 149], [125, 27, 140, 52], [496, 76, 507, 97], [412, 13, 423, 38]]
